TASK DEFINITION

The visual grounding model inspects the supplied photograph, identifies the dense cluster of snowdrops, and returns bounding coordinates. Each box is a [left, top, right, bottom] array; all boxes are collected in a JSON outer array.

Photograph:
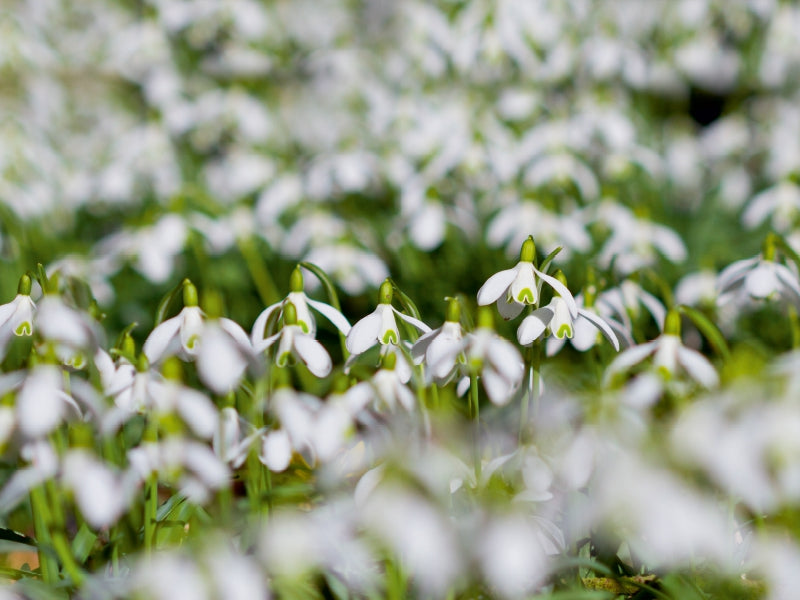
[[6, 0, 800, 598], [0, 233, 798, 599]]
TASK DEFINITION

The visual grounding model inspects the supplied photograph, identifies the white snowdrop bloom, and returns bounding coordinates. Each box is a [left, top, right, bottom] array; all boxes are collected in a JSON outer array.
[[675, 269, 719, 307], [477, 236, 578, 320], [131, 551, 209, 600], [604, 311, 719, 389], [62, 450, 134, 530], [206, 543, 270, 600], [196, 318, 255, 394], [368, 355, 417, 413], [260, 429, 293, 472], [595, 279, 666, 338], [36, 294, 103, 368], [717, 252, 800, 309], [411, 299, 463, 383], [260, 510, 321, 576], [0, 275, 35, 361], [455, 310, 524, 406], [523, 152, 599, 201], [478, 514, 550, 599], [596, 203, 687, 274], [518, 289, 620, 352], [251, 266, 350, 342], [97, 213, 187, 284], [304, 243, 388, 296], [11, 366, 83, 439], [256, 302, 332, 378], [213, 407, 262, 469], [487, 200, 591, 261], [361, 484, 462, 596], [675, 33, 740, 94], [346, 279, 430, 356], [743, 181, 800, 232]]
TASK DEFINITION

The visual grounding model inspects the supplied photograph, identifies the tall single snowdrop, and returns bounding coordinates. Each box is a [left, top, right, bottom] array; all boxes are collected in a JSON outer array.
[[477, 236, 577, 320]]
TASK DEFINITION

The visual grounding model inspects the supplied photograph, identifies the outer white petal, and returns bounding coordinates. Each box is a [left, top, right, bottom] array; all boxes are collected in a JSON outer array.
[[391, 306, 431, 333], [254, 330, 282, 354], [517, 308, 553, 345], [676, 346, 719, 388], [483, 369, 514, 406], [17, 368, 65, 438], [546, 335, 567, 356], [10, 295, 35, 336], [198, 324, 247, 394], [477, 267, 518, 305], [485, 337, 524, 384], [653, 225, 687, 261], [603, 340, 659, 385], [496, 296, 525, 320], [306, 297, 351, 335], [251, 302, 282, 346], [535, 268, 578, 318], [346, 310, 382, 355], [176, 388, 219, 439], [143, 315, 182, 363], [294, 334, 332, 377], [774, 263, 800, 306], [260, 430, 292, 472], [578, 309, 620, 351], [638, 289, 667, 330], [63, 451, 125, 529], [411, 329, 438, 363], [716, 257, 759, 292], [742, 189, 776, 229], [0, 301, 18, 330], [428, 334, 459, 380]]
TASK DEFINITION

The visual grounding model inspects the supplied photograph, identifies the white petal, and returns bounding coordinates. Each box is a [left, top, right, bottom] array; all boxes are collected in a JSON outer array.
[[676, 346, 719, 388], [549, 298, 574, 339], [306, 297, 351, 335], [510, 263, 538, 305], [774, 263, 800, 306], [716, 257, 759, 292], [392, 306, 431, 333], [251, 302, 281, 346], [17, 368, 65, 438], [198, 325, 247, 394], [653, 226, 687, 261], [294, 334, 332, 377], [578, 309, 620, 351], [411, 329, 438, 363], [742, 189, 775, 229], [260, 430, 292, 472], [477, 267, 518, 305], [603, 340, 659, 385], [483, 369, 514, 406], [143, 315, 182, 363], [535, 268, 578, 318], [638, 289, 667, 330], [346, 310, 382, 355], [517, 308, 553, 345], [496, 296, 525, 320], [546, 335, 567, 356], [486, 337, 524, 384], [176, 388, 219, 439]]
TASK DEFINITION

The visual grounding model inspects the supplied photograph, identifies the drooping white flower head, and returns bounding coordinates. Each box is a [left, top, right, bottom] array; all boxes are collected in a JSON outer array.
[[251, 265, 351, 343], [345, 279, 430, 357], [256, 302, 333, 378], [716, 241, 800, 311], [604, 310, 719, 389], [143, 281, 255, 392], [411, 298, 464, 383], [477, 236, 577, 320], [0, 275, 36, 362]]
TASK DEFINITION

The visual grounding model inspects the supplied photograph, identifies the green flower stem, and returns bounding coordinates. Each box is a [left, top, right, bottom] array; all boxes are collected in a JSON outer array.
[[469, 371, 481, 483], [520, 342, 541, 443], [143, 419, 159, 556], [790, 306, 800, 349], [30, 486, 57, 584], [238, 235, 280, 306]]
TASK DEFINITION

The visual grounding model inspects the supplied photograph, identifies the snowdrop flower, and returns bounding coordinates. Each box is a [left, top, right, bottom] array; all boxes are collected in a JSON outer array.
[[545, 290, 626, 355], [256, 302, 332, 377], [213, 406, 262, 468], [412, 298, 464, 383], [36, 293, 104, 369], [517, 273, 619, 351], [477, 236, 577, 320], [456, 309, 524, 406], [368, 352, 417, 412], [595, 279, 666, 339], [143, 281, 253, 389], [742, 180, 800, 233], [0, 275, 35, 361], [346, 279, 430, 356], [251, 266, 351, 342], [604, 310, 719, 389], [716, 243, 800, 310], [304, 242, 388, 296]]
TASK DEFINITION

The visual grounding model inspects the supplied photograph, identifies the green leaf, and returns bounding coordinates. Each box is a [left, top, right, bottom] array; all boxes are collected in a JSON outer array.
[[772, 232, 800, 273], [678, 304, 731, 360], [154, 279, 188, 326], [388, 279, 422, 321], [538, 246, 563, 274], [71, 523, 97, 563], [299, 262, 343, 312]]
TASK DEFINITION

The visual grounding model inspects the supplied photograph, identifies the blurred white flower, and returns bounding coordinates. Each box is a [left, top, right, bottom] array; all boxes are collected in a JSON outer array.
[[0, 276, 35, 361], [743, 181, 800, 232], [717, 253, 800, 310]]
